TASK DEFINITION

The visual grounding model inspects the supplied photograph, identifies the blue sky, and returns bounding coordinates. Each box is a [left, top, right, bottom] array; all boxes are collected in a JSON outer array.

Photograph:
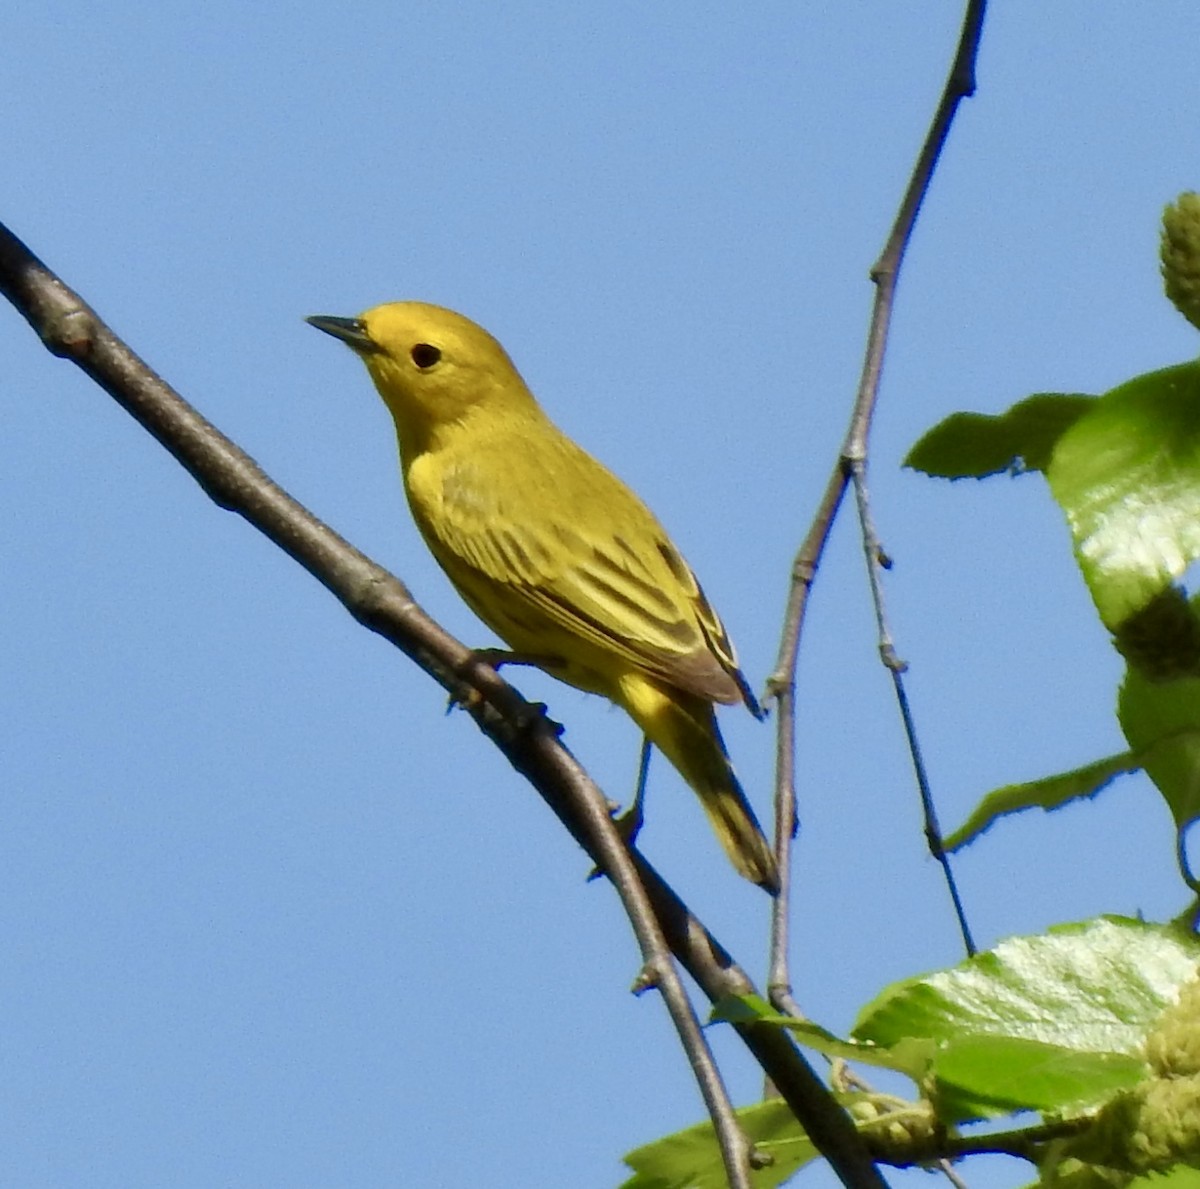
[[4, 5, 1200, 1187]]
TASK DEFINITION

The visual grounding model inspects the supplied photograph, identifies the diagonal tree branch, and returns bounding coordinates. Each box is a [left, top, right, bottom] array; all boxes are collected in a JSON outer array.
[[0, 220, 888, 1189]]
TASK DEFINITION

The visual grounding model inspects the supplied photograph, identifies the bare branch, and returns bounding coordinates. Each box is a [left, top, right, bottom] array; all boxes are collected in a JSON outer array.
[[850, 466, 976, 955]]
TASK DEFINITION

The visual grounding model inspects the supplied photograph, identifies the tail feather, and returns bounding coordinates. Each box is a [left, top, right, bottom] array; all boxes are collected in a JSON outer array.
[[617, 673, 780, 894]]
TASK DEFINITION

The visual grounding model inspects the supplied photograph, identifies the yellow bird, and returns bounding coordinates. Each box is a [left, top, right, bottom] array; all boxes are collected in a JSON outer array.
[[308, 302, 779, 894]]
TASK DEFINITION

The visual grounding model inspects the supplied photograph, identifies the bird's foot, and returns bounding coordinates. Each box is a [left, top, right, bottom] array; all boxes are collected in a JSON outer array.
[[585, 795, 645, 883]]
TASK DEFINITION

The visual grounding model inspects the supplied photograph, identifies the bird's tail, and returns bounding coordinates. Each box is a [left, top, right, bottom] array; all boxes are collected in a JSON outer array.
[[617, 673, 780, 895]]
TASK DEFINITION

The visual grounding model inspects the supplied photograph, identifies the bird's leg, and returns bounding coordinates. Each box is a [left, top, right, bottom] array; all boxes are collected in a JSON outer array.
[[466, 647, 553, 672], [587, 737, 653, 883], [446, 651, 567, 737], [613, 735, 653, 844], [446, 648, 564, 714]]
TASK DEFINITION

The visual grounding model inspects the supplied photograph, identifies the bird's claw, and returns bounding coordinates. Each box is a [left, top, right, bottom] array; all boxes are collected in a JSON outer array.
[[585, 796, 645, 883]]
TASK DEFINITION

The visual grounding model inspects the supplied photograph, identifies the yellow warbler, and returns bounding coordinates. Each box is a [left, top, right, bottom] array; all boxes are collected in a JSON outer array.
[[308, 302, 779, 894]]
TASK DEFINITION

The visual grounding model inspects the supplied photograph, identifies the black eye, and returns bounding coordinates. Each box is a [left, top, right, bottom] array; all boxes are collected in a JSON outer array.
[[410, 343, 442, 369]]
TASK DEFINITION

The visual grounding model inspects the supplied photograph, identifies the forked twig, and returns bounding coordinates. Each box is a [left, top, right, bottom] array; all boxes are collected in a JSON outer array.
[[767, 0, 989, 999]]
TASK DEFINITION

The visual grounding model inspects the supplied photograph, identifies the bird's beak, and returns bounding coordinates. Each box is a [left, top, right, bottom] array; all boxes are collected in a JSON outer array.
[[305, 315, 383, 354]]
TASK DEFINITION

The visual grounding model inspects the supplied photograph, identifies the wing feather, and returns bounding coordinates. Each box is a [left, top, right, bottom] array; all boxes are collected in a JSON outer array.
[[408, 438, 754, 708]]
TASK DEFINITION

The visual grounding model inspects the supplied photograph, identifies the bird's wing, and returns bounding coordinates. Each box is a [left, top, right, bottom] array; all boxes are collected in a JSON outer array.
[[534, 526, 747, 705], [416, 455, 751, 707]]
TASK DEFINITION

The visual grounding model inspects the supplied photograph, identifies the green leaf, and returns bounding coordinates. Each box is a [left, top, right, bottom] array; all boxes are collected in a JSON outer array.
[[710, 994, 934, 1080], [620, 1100, 815, 1189], [904, 393, 1096, 478], [933, 1034, 1144, 1118], [854, 917, 1200, 1123], [943, 752, 1141, 852], [1118, 670, 1200, 881], [709, 993, 778, 1026], [1047, 361, 1200, 628]]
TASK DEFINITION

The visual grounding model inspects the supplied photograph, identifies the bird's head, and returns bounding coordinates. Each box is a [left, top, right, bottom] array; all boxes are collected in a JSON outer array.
[[307, 301, 538, 443]]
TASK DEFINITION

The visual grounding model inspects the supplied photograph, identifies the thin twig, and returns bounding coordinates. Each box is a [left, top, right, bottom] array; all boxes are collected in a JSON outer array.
[[632, 856, 887, 1187], [937, 1116, 1091, 1162], [850, 469, 976, 955], [861, 1099, 1089, 1168], [935, 1159, 972, 1189], [766, 0, 989, 1000], [0, 221, 888, 1189], [767, 461, 848, 999], [572, 773, 758, 1187], [782, 1003, 972, 1189]]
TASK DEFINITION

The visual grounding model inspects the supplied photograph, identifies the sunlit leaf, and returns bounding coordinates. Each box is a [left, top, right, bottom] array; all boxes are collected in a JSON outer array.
[[1047, 362, 1200, 628], [854, 918, 1200, 1122]]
